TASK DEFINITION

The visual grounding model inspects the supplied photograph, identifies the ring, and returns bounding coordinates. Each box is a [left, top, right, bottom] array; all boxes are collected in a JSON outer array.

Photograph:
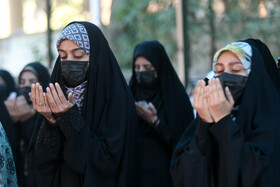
[[39, 102, 45, 106]]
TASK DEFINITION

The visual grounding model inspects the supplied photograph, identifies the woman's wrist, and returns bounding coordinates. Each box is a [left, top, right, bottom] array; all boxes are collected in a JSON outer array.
[[45, 116, 56, 124]]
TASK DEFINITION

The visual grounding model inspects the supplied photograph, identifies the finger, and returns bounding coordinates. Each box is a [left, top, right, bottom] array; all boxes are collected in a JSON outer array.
[[193, 80, 202, 105], [148, 102, 157, 114], [30, 84, 36, 104], [39, 85, 45, 106], [68, 93, 76, 105], [225, 87, 234, 106], [55, 83, 68, 104], [43, 93, 50, 108], [136, 103, 150, 114], [46, 87, 57, 111], [135, 104, 145, 115], [215, 78, 226, 99], [208, 79, 215, 102], [49, 83, 62, 105], [35, 83, 41, 107], [198, 81, 205, 103]]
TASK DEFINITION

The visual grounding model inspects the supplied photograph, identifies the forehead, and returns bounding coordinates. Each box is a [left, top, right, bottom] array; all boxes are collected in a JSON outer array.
[[58, 39, 81, 50], [216, 51, 242, 65], [20, 71, 38, 79], [134, 56, 152, 66]]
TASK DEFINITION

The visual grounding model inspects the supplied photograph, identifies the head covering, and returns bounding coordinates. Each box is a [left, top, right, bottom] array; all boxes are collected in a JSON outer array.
[[170, 39, 280, 187], [213, 42, 252, 74], [18, 62, 50, 90], [242, 39, 280, 94], [28, 21, 139, 186], [129, 40, 194, 146], [0, 122, 18, 186], [56, 23, 90, 55], [0, 69, 16, 102]]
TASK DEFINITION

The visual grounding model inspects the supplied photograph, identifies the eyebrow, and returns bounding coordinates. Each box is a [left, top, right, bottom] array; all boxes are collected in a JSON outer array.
[[215, 62, 243, 66], [58, 48, 85, 53]]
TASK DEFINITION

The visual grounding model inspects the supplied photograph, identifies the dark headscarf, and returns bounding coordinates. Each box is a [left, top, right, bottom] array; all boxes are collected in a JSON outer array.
[[129, 40, 194, 146], [18, 62, 50, 90], [171, 40, 280, 187], [0, 69, 16, 102], [29, 21, 139, 186], [242, 38, 280, 94]]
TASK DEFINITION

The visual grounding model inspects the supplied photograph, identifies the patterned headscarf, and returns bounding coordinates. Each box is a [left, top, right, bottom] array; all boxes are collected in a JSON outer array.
[[65, 81, 88, 109], [213, 42, 252, 75], [56, 23, 90, 55], [0, 122, 18, 186]]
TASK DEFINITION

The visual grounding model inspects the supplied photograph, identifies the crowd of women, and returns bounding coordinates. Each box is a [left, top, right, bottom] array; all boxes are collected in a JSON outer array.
[[0, 21, 280, 187]]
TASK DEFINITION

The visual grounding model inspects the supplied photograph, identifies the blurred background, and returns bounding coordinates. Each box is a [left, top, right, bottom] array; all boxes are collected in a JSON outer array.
[[0, 0, 280, 87]]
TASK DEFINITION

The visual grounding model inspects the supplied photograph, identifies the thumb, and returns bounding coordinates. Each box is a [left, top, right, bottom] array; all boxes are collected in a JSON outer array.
[[68, 93, 76, 105], [148, 102, 157, 114], [225, 87, 234, 106]]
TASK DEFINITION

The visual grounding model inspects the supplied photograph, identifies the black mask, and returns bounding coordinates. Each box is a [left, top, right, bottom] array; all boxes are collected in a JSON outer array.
[[17, 86, 32, 105], [135, 70, 159, 89], [215, 72, 248, 106], [61, 61, 88, 87]]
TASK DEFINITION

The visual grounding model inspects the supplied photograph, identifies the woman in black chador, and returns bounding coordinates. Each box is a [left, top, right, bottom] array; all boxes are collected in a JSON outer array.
[[27, 21, 139, 187], [170, 40, 280, 187], [129, 40, 194, 187]]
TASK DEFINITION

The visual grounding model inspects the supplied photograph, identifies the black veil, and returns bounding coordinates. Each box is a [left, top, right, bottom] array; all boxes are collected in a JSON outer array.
[[28, 21, 139, 186]]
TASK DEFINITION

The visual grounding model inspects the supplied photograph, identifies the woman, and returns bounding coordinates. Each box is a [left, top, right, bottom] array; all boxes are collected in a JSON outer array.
[[0, 70, 17, 175], [129, 40, 194, 186], [7, 62, 50, 187], [0, 121, 18, 186], [170, 40, 280, 187], [27, 21, 139, 187]]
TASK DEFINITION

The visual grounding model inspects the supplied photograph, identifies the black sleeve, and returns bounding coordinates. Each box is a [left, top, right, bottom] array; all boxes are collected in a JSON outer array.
[[28, 118, 63, 187], [209, 114, 277, 187], [21, 114, 37, 147], [53, 104, 130, 178], [170, 118, 215, 187]]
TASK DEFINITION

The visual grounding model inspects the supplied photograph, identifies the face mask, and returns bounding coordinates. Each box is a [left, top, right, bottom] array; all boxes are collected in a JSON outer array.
[[135, 70, 158, 89], [17, 86, 32, 104], [215, 72, 248, 106], [61, 61, 88, 87]]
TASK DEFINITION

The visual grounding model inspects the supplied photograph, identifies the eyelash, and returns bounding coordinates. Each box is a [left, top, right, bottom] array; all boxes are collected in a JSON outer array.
[[60, 55, 84, 60]]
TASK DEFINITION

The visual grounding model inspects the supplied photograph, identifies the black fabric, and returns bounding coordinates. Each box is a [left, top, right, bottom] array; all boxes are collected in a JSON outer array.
[[27, 21, 140, 187], [242, 39, 280, 94], [129, 40, 194, 187], [170, 40, 280, 187], [15, 62, 50, 187], [18, 62, 50, 91], [0, 69, 16, 102]]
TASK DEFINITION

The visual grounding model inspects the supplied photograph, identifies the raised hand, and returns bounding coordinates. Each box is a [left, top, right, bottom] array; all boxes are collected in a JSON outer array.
[[206, 78, 234, 123], [45, 83, 75, 115], [193, 80, 213, 123], [135, 102, 158, 124], [30, 83, 56, 124]]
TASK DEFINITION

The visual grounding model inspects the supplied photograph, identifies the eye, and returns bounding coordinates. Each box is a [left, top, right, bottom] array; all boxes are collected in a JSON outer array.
[[74, 55, 84, 59], [134, 65, 140, 70], [214, 65, 224, 74], [60, 56, 67, 60], [231, 64, 244, 73], [143, 65, 154, 70]]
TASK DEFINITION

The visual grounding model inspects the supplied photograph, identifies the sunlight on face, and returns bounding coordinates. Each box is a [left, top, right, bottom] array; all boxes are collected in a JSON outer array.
[[214, 51, 248, 77], [58, 39, 90, 62]]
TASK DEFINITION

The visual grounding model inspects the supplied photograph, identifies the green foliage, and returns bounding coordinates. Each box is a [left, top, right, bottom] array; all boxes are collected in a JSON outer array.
[[186, 0, 280, 78], [105, 0, 176, 69]]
